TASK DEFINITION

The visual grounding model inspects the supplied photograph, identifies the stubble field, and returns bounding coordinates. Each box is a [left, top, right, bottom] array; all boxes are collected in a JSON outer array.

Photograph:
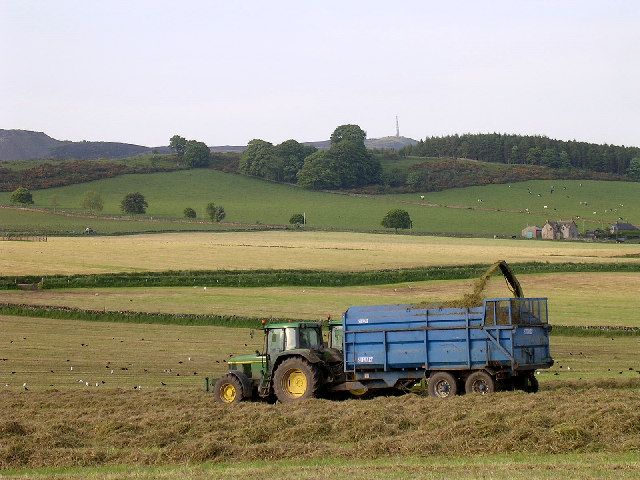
[[2, 231, 639, 276]]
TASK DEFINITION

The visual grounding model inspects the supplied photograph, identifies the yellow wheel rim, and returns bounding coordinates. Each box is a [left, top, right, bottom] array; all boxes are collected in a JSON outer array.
[[220, 383, 237, 403], [349, 388, 368, 397], [284, 369, 307, 397]]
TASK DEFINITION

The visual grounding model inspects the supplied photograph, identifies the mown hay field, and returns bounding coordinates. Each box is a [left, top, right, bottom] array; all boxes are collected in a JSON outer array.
[[1, 273, 639, 327], [1, 382, 640, 471], [1, 315, 639, 391], [2, 231, 639, 276], [1, 170, 639, 235]]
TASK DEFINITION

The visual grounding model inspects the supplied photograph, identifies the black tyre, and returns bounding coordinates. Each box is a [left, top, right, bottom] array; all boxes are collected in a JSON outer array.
[[512, 373, 539, 393], [465, 371, 495, 395], [213, 374, 244, 404], [523, 374, 539, 393], [273, 357, 320, 403], [428, 372, 458, 398]]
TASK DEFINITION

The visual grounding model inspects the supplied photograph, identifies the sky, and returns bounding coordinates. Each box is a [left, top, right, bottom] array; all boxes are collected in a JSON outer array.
[[1, 1, 639, 147]]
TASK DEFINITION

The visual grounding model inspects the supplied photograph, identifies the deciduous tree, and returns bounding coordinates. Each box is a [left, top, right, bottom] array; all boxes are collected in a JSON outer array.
[[169, 135, 187, 158], [206, 202, 226, 222], [10, 187, 33, 205], [183, 141, 210, 168], [81, 191, 104, 212], [381, 209, 412, 233], [120, 192, 148, 214]]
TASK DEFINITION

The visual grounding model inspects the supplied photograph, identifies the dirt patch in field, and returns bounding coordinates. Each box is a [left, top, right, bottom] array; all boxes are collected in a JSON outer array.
[[1, 381, 639, 469]]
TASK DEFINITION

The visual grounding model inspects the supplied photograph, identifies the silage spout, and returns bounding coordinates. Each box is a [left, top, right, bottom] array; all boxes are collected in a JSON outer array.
[[413, 260, 523, 309]]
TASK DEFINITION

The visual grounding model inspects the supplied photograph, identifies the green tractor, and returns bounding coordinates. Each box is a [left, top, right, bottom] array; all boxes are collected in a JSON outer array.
[[207, 321, 343, 404]]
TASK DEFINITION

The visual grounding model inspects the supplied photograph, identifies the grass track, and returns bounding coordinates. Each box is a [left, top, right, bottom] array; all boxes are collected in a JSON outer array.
[[1, 273, 639, 327], [4, 453, 640, 479], [2, 231, 639, 276]]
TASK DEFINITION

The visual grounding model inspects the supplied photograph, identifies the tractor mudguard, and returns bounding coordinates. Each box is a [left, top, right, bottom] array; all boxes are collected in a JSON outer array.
[[227, 370, 253, 399]]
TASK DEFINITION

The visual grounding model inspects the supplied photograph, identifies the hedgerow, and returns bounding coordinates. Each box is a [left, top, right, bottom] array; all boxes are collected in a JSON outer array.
[[1, 262, 639, 290]]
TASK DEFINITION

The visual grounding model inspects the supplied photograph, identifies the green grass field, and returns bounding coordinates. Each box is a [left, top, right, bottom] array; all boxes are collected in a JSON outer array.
[[2, 273, 639, 328], [1, 169, 638, 235]]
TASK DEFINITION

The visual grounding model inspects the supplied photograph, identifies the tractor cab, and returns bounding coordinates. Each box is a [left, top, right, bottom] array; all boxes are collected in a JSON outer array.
[[264, 322, 324, 357]]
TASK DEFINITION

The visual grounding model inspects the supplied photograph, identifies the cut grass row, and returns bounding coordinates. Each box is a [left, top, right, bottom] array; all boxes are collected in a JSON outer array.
[[5, 453, 640, 480], [1, 381, 639, 469], [2, 261, 640, 290]]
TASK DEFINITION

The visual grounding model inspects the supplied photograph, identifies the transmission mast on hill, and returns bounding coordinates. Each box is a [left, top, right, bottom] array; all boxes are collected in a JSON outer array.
[[395, 115, 400, 138]]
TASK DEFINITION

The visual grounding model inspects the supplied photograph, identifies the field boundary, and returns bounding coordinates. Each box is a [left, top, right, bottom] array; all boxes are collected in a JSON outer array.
[[1, 261, 639, 290], [1, 303, 639, 336]]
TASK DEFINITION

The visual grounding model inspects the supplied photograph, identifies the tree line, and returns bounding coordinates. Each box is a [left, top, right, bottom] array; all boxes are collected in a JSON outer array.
[[401, 133, 640, 177]]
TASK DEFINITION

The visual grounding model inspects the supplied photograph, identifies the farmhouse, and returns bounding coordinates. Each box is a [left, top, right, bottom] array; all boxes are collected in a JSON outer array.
[[521, 225, 542, 239], [541, 220, 578, 240], [609, 222, 639, 235]]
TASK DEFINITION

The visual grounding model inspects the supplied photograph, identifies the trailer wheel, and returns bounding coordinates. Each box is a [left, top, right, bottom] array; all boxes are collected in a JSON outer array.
[[213, 374, 244, 404], [428, 372, 458, 398], [273, 357, 319, 403], [465, 371, 495, 395]]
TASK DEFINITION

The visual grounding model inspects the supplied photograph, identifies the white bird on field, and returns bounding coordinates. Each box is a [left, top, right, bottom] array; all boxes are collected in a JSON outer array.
[[70, 366, 73, 371], [543, 206, 548, 209]]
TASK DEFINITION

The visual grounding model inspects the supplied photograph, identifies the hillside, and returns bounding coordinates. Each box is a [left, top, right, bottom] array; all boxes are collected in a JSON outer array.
[[211, 136, 418, 153], [0, 129, 418, 161], [0, 129, 166, 161], [0, 129, 61, 161], [0, 169, 638, 236]]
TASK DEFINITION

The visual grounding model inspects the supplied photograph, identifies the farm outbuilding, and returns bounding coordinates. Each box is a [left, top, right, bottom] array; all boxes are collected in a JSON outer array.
[[542, 220, 578, 240], [521, 225, 542, 239], [609, 222, 639, 235]]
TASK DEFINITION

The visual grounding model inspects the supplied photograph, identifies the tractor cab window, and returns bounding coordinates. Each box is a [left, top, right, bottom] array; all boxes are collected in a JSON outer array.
[[267, 329, 285, 355], [299, 327, 322, 349], [330, 325, 343, 351]]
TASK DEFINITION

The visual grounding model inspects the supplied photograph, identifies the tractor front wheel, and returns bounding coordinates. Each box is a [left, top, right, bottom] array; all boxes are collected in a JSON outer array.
[[273, 357, 319, 403], [213, 374, 244, 404]]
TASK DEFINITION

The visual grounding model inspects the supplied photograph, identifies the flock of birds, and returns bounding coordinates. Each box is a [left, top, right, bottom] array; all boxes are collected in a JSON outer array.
[[1, 335, 237, 391]]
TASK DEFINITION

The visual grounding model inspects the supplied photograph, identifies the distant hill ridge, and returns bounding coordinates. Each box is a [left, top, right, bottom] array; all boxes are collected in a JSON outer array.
[[0, 129, 417, 161]]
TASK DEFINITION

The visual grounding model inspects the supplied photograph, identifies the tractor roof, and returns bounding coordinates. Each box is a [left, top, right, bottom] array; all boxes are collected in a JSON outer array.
[[264, 321, 322, 330]]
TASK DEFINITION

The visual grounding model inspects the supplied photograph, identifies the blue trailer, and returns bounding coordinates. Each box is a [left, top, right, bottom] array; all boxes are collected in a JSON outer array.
[[338, 296, 553, 397]]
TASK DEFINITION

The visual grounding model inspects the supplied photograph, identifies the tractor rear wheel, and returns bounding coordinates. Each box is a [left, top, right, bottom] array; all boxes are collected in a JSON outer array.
[[428, 372, 458, 398], [213, 374, 244, 404], [465, 371, 495, 395], [273, 357, 319, 403]]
